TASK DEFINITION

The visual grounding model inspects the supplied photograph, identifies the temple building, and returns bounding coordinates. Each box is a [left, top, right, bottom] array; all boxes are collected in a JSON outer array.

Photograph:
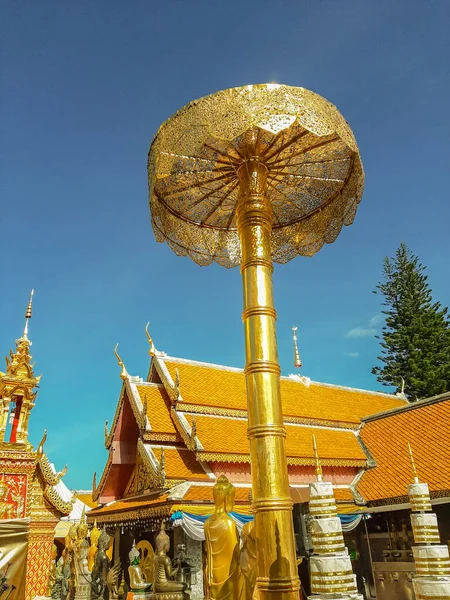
[[352, 391, 450, 600], [87, 327, 407, 596], [0, 293, 75, 600]]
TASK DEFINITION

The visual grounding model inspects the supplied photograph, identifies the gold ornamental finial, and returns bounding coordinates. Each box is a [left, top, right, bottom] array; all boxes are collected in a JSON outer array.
[[292, 326, 302, 369], [145, 322, 156, 357], [114, 344, 128, 380], [312, 434, 323, 482], [23, 289, 34, 340], [408, 442, 419, 483], [37, 429, 47, 460], [173, 368, 180, 402]]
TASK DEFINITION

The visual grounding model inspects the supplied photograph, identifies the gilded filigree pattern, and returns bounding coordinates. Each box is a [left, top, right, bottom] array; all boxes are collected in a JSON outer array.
[[148, 83, 364, 268], [38, 452, 67, 486]]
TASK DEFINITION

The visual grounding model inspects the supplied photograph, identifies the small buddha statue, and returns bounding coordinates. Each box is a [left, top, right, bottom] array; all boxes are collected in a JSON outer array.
[[128, 541, 152, 592], [0, 481, 14, 519], [204, 475, 244, 600], [74, 514, 92, 587], [154, 523, 187, 597], [88, 520, 101, 572]]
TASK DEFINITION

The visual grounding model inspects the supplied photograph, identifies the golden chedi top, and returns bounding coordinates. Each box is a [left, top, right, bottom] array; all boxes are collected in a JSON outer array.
[[148, 83, 364, 268], [0, 290, 41, 448], [292, 326, 302, 369]]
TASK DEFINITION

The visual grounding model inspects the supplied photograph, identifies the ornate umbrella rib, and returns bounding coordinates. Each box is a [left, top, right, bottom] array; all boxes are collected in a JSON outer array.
[[262, 129, 311, 162], [269, 156, 350, 171], [202, 180, 239, 225], [267, 136, 339, 168], [161, 171, 234, 197]]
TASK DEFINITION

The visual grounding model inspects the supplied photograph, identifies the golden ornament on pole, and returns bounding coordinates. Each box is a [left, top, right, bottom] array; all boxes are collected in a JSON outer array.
[[148, 83, 364, 600]]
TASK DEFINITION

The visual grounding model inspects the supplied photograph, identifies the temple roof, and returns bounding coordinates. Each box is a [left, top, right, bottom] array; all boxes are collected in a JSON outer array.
[[163, 356, 406, 427], [93, 344, 407, 508], [357, 392, 450, 505]]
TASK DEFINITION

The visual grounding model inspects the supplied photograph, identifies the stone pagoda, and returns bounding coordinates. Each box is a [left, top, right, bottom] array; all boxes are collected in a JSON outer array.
[[308, 435, 363, 599], [408, 443, 450, 599]]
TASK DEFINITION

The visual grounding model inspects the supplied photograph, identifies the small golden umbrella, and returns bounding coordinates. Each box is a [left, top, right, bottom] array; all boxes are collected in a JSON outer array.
[[148, 84, 364, 600]]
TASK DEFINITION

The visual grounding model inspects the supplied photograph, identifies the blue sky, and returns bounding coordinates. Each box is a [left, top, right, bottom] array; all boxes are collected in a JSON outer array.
[[1, 1, 449, 489]]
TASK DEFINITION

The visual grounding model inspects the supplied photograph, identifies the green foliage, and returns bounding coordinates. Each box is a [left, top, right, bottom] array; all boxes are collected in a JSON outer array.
[[372, 243, 450, 400]]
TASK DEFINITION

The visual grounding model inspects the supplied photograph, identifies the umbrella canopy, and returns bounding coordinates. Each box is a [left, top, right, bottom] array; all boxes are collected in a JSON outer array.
[[148, 83, 364, 268]]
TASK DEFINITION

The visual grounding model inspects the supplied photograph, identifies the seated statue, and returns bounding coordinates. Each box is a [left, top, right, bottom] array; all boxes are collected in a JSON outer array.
[[129, 541, 152, 593], [149, 523, 187, 600], [204, 475, 244, 600]]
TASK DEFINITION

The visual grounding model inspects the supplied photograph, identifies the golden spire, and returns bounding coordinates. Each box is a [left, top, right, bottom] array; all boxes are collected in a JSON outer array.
[[114, 344, 128, 380], [408, 442, 419, 484], [312, 434, 323, 482], [23, 289, 34, 340], [292, 326, 302, 369], [145, 322, 156, 357]]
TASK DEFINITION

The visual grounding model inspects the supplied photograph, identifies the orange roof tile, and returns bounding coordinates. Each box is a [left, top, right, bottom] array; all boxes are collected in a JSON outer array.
[[182, 485, 250, 503], [165, 359, 405, 425], [185, 414, 366, 464], [150, 446, 210, 481], [135, 384, 178, 436], [358, 396, 450, 503]]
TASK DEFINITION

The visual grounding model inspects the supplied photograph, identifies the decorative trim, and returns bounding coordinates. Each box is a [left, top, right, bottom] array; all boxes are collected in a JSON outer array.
[[104, 383, 126, 449], [366, 488, 450, 508], [177, 403, 359, 430], [44, 485, 75, 515], [142, 432, 180, 443], [197, 452, 366, 467], [87, 504, 172, 524], [38, 453, 67, 486], [92, 453, 112, 502]]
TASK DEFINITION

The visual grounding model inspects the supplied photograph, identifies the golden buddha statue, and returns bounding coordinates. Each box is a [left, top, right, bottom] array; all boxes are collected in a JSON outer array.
[[88, 520, 101, 572], [240, 519, 257, 600], [153, 523, 187, 598], [204, 475, 244, 600], [128, 541, 152, 593], [0, 481, 14, 519]]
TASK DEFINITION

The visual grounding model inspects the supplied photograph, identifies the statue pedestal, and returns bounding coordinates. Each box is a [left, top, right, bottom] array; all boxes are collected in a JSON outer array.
[[126, 594, 153, 600], [152, 593, 189, 600], [74, 582, 91, 600]]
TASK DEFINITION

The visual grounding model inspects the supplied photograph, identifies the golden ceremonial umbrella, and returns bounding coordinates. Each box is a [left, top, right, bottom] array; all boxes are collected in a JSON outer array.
[[148, 84, 364, 600]]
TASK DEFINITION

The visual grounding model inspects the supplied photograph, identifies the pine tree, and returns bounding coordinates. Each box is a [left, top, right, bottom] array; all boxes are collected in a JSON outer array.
[[372, 243, 450, 400]]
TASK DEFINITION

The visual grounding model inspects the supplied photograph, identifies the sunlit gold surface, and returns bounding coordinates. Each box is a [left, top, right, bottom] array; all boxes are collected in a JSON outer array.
[[204, 475, 244, 600], [149, 83, 364, 268], [148, 83, 365, 600]]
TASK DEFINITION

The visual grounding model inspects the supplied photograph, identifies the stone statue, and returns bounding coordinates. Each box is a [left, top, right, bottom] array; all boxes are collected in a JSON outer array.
[[88, 521, 101, 572], [204, 475, 244, 600], [51, 556, 63, 599], [153, 523, 187, 598], [0, 481, 14, 519], [62, 523, 77, 597], [73, 515, 91, 599], [240, 519, 257, 600], [91, 528, 111, 599], [128, 541, 151, 592]]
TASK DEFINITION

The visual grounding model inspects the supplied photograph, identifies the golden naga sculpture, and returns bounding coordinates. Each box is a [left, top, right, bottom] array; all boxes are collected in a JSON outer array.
[[205, 475, 244, 600], [129, 541, 152, 593], [154, 523, 188, 599]]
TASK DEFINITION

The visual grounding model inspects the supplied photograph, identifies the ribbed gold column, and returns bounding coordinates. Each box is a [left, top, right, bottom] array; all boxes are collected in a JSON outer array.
[[236, 135, 300, 600]]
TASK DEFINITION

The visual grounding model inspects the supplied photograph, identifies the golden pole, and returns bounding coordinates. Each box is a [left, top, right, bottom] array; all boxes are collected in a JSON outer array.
[[236, 131, 300, 600]]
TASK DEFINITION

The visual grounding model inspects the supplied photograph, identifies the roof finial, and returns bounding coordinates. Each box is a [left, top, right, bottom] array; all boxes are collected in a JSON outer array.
[[312, 434, 323, 482], [292, 326, 302, 369], [145, 322, 156, 357], [23, 289, 34, 340], [408, 442, 419, 484], [114, 344, 128, 380]]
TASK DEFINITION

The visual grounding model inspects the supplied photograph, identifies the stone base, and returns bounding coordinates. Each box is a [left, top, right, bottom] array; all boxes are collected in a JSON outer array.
[[152, 592, 189, 600], [308, 595, 363, 599], [127, 594, 154, 600], [74, 582, 92, 599]]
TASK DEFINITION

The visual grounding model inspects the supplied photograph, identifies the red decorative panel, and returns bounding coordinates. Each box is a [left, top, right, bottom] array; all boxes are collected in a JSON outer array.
[[0, 473, 27, 518]]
